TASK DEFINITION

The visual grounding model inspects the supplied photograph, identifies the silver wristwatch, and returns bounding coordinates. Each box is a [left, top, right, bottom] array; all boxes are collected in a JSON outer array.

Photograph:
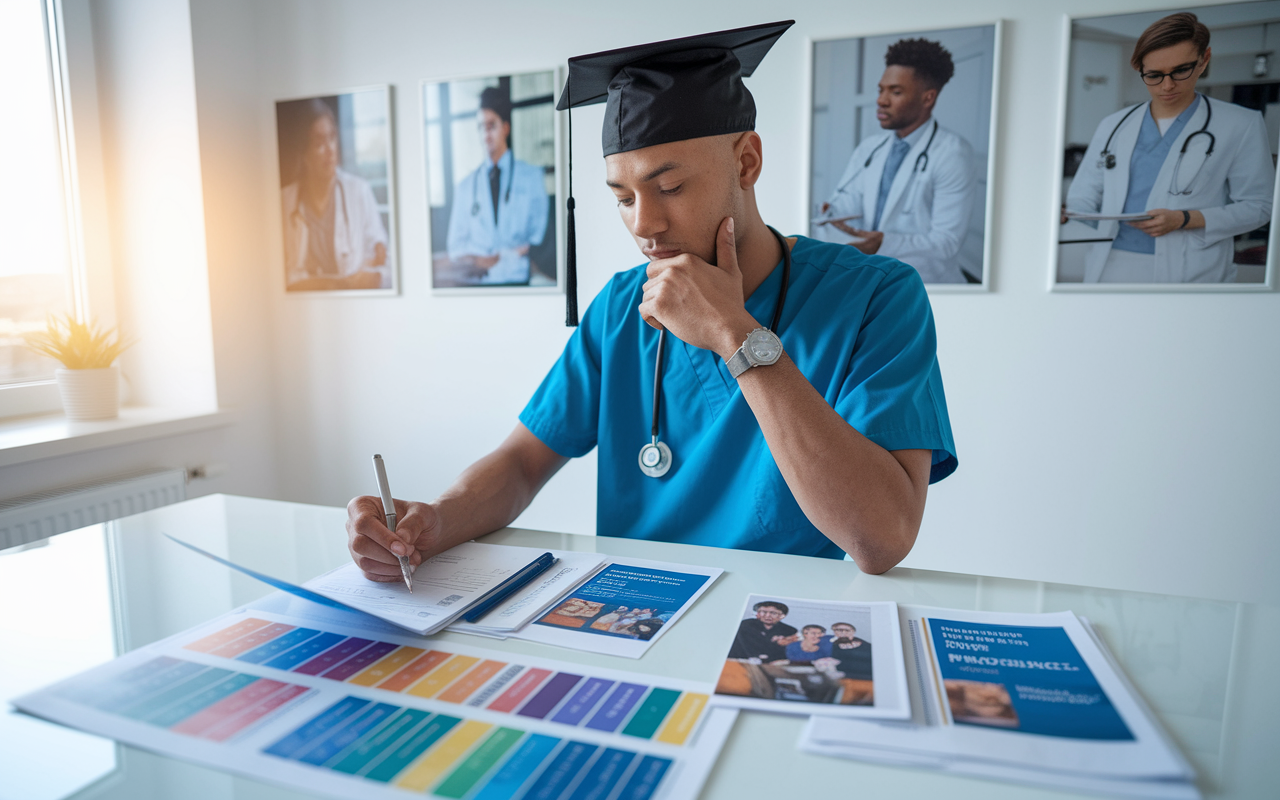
[[726, 327, 783, 379]]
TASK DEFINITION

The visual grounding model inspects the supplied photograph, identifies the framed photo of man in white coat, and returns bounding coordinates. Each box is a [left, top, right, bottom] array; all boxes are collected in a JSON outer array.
[[809, 24, 1001, 289], [1057, 3, 1279, 290], [423, 70, 560, 292]]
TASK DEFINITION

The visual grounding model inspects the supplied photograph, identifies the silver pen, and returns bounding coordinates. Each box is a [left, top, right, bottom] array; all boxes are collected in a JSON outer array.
[[372, 454, 413, 592]]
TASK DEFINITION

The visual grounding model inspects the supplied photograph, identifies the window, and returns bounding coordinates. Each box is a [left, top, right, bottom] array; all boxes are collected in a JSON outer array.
[[0, 1, 81, 405]]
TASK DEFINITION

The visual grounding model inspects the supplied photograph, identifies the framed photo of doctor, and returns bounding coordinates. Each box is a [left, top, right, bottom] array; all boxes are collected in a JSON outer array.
[[275, 86, 398, 294], [809, 23, 1001, 289], [423, 70, 560, 291], [1057, 3, 1280, 290]]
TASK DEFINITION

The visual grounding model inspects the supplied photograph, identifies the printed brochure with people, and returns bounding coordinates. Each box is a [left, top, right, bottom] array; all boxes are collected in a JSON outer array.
[[708, 594, 910, 719]]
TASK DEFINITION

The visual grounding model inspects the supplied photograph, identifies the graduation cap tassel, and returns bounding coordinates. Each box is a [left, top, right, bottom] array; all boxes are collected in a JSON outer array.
[[564, 85, 579, 327]]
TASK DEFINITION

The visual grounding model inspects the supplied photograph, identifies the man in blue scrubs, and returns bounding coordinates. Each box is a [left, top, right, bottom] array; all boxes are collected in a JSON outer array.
[[347, 21, 957, 575]]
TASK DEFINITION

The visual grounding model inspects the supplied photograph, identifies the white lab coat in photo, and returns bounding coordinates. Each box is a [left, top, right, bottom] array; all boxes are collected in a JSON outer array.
[[1066, 97, 1274, 283], [447, 150, 550, 285], [281, 169, 389, 287], [824, 121, 977, 283]]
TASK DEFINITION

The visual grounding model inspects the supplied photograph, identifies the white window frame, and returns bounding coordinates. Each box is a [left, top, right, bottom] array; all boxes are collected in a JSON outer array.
[[0, 0, 110, 420]]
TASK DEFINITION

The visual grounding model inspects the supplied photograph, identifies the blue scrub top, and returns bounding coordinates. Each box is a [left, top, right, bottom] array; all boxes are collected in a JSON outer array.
[[1113, 97, 1199, 254], [519, 235, 957, 559]]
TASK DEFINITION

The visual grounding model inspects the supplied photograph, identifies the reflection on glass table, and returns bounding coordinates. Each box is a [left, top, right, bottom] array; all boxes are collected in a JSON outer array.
[[1, 494, 1276, 800]]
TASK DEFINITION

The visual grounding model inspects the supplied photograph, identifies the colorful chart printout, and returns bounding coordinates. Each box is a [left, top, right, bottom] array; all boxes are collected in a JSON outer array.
[[15, 607, 734, 800]]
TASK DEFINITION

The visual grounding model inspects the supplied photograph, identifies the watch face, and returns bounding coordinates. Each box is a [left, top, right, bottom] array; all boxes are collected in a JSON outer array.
[[746, 329, 782, 363]]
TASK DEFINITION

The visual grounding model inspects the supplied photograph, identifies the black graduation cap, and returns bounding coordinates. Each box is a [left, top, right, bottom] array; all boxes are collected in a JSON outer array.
[[556, 21, 794, 326]]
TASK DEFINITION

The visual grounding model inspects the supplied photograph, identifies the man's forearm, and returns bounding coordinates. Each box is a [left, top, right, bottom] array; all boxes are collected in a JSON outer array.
[[431, 427, 568, 549], [733, 354, 929, 573]]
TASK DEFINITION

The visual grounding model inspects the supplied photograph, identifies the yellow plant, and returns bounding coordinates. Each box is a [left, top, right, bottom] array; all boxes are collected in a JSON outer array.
[[24, 314, 133, 370]]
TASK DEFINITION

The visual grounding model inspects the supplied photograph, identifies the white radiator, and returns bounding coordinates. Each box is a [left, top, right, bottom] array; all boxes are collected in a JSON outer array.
[[0, 468, 187, 550]]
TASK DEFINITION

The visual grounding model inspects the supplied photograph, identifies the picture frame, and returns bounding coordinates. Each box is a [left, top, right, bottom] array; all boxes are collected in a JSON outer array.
[[421, 68, 563, 295], [807, 21, 1003, 291], [1052, 3, 1280, 292], [274, 85, 399, 296]]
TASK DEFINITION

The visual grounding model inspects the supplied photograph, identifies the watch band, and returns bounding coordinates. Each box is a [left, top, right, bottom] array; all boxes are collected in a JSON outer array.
[[1180, 210, 1191, 229], [726, 348, 752, 379]]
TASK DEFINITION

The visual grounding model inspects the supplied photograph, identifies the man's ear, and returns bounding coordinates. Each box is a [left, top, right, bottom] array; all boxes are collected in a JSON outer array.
[[735, 131, 764, 189], [921, 87, 939, 114]]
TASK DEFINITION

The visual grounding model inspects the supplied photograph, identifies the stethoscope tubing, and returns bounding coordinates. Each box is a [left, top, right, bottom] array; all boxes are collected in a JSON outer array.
[[292, 179, 351, 262], [826, 119, 938, 217], [643, 225, 792, 477], [1097, 94, 1215, 195]]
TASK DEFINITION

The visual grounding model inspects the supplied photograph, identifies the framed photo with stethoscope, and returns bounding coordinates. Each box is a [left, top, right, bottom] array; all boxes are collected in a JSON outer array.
[[806, 21, 1003, 290], [421, 68, 563, 295], [1055, 2, 1280, 291], [275, 85, 399, 296]]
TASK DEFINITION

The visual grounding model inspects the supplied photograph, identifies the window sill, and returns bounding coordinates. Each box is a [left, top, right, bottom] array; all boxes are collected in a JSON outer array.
[[0, 406, 236, 468]]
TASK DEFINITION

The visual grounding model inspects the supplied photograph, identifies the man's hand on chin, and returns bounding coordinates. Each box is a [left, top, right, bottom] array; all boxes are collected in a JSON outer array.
[[638, 216, 757, 360]]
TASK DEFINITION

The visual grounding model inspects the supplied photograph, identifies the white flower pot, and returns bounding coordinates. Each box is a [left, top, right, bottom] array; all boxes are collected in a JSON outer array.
[[56, 367, 120, 421]]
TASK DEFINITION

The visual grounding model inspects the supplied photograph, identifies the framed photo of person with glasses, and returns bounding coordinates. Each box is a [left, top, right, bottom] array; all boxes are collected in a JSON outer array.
[[1056, 2, 1280, 290]]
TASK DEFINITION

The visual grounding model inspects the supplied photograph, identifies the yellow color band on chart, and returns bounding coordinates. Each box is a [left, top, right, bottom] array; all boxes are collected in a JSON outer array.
[[393, 720, 492, 791], [348, 646, 424, 687], [655, 693, 708, 745], [407, 655, 480, 699]]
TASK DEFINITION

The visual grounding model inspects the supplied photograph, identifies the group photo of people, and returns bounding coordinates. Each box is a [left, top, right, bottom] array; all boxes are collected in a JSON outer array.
[[716, 598, 876, 706], [534, 596, 671, 641]]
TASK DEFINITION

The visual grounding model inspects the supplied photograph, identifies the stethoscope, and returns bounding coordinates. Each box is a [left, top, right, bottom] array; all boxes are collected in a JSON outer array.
[[859, 119, 938, 173], [1097, 94, 1215, 195], [820, 120, 938, 219], [293, 179, 351, 268], [638, 225, 792, 478], [471, 152, 515, 217]]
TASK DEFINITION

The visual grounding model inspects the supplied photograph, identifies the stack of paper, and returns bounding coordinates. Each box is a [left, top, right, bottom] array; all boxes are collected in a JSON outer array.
[[798, 605, 1199, 799], [168, 536, 605, 637]]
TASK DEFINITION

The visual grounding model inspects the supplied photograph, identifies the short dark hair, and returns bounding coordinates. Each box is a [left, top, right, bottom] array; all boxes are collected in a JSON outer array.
[[832, 622, 856, 630], [1131, 13, 1211, 72], [479, 86, 512, 124], [802, 624, 826, 633], [885, 38, 955, 92], [754, 601, 789, 614]]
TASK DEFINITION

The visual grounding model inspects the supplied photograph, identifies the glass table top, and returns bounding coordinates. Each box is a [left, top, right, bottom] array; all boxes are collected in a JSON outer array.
[[1, 494, 1275, 800]]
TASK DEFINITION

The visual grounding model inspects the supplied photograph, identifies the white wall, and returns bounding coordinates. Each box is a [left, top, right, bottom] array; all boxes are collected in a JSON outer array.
[[181, 0, 1279, 608]]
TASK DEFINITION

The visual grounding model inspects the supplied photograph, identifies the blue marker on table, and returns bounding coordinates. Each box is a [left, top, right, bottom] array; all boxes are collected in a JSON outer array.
[[462, 552, 557, 623]]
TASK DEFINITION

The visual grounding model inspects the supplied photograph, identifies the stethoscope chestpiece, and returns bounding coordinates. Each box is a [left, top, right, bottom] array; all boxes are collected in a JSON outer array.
[[638, 438, 672, 478]]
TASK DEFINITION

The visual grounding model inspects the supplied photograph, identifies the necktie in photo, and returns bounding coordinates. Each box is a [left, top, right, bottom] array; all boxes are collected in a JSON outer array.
[[873, 137, 912, 230], [489, 164, 501, 224]]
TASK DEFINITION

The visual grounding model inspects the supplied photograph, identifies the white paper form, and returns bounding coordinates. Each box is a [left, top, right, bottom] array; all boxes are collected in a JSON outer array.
[[802, 606, 1195, 784], [14, 604, 738, 800], [167, 535, 549, 637], [1064, 211, 1154, 222], [304, 543, 544, 635], [707, 594, 910, 719]]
